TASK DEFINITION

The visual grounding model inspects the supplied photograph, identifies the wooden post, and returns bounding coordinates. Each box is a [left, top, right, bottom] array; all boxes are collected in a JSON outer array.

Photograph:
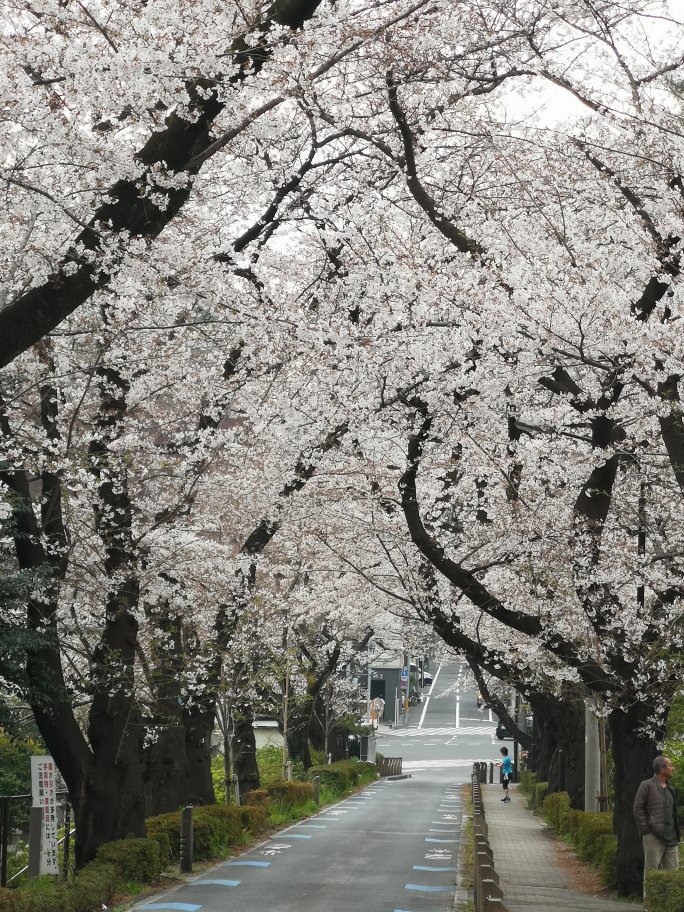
[[180, 806, 193, 874], [28, 806, 42, 878]]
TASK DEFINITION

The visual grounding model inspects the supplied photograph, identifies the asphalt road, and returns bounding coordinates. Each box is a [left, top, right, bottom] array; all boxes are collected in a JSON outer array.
[[134, 660, 500, 912]]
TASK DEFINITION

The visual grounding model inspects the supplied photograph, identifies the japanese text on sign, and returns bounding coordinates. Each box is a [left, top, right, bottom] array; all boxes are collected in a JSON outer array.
[[30, 756, 60, 875]]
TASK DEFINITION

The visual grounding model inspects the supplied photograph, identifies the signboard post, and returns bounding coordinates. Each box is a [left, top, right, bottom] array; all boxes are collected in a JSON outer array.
[[30, 756, 59, 876]]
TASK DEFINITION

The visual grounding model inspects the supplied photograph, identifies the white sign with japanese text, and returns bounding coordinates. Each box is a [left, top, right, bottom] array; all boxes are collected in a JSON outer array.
[[30, 756, 59, 875]]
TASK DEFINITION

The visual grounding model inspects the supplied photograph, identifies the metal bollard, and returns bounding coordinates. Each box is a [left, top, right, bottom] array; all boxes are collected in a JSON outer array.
[[489, 762, 494, 784], [312, 775, 320, 805], [0, 797, 9, 887], [180, 806, 193, 874], [28, 806, 43, 878]]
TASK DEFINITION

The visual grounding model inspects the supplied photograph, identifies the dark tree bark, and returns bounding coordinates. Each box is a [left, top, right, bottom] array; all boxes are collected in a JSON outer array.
[[0, 0, 325, 368], [183, 699, 218, 805], [529, 694, 585, 809], [609, 703, 662, 899], [1, 371, 148, 867], [142, 611, 188, 816], [232, 696, 260, 798]]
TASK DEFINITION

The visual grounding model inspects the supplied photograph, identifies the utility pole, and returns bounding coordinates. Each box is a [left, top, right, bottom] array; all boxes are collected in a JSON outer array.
[[366, 642, 372, 723], [282, 626, 290, 781]]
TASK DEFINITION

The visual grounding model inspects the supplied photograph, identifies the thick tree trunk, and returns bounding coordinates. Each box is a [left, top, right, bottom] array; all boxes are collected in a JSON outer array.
[[530, 694, 585, 809], [609, 704, 660, 898], [232, 701, 260, 797], [74, 733, 147, 866], [183, 701, 217, 805], [143, 610, 191, 815], [144, 726, 188, 817], [286, 703, 313, 770]]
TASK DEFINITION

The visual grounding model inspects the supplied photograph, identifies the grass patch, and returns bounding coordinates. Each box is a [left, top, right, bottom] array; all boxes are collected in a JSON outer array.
[[459, 782, 473, 891]]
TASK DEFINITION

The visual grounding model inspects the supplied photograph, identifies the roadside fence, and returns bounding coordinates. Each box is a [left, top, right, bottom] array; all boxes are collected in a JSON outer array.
[[471, 765, 510, 912], [0, 791, 73, 886], [379, 757, 403, 776]]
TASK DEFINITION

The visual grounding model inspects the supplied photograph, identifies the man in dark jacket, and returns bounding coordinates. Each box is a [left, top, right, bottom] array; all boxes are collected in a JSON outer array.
[[633, 755, 680, 886]]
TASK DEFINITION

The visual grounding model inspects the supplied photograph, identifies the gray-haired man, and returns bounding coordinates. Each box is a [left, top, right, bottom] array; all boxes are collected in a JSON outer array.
[[633, 756, 680, 882]]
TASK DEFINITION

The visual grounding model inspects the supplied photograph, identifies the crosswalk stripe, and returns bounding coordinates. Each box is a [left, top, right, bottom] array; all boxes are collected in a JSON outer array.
[[379, 725, 495, 737]]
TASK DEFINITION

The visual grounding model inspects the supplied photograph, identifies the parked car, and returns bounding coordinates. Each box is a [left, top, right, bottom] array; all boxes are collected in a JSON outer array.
[[495, 720, 513, 740]]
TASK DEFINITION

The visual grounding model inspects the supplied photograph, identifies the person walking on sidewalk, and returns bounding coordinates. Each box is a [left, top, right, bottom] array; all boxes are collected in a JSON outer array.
[[497, 746, 512, 802], [633, 755, 680, 885]]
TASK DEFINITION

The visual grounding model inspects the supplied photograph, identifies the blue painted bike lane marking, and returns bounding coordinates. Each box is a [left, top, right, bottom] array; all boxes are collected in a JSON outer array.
[[194, 879, 240, 887], [413, 865, 457, 872], [138, 905, 201, 911], [405, 883, 454, 892]]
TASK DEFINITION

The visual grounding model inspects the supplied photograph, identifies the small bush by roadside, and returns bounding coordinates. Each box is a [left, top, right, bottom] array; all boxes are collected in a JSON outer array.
[[540, 791, 615, 890], [1, 757, 376, 912], [645, 868, 684, 912]]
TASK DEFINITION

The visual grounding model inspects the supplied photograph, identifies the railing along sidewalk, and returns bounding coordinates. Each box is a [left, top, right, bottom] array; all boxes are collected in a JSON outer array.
[[379, 757, 402, 776], [472, 764, 510, 912]]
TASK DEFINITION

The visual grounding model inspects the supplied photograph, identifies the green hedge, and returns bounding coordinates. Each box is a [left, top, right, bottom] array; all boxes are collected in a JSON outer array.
[[266, 780, 314, 807], [528, 781, 548, 812], [243, 788, 269, 807], [95, 837, 161, 883], [307, 759, 377, 792], [645, 868, 684, 912], [574, 812, 613, 862], [147, 804, 255, 863], [239, 803, 268, 834], [518, 770, 536, 796], [69, 862, 120, 912], [146, 810, 182, 863], [596, 834, 617, 890], [308, 761, 356, 791], [541, 791, 617, 890], [542, 791, 570, 830], [0, 860, 122, 912], [559, 807, 584, 839], [7, 878, 69, 912], [0, 798, 270, 912]]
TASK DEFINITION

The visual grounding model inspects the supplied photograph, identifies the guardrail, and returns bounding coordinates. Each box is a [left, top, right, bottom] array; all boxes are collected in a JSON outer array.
[[471, 765, 510, 912], [379, 757, 403, 776]]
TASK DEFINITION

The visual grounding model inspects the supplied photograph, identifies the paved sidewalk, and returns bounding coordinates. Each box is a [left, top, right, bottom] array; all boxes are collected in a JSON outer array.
[[482, 783, 644, 912]]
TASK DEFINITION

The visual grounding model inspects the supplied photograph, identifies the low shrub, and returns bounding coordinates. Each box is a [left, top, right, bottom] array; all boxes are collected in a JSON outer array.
[[307, 763, 351, 792], [559, 808, 584, 839], [239, 803, 268, 834], [574, 812, 613, 862], [542, 791, 571, 831], [95, 837, 161, 883], [266, 780, 313, 807], [256, 746, 284, 786], [145, 810, 182, 864], [69, 861, 120, 912], [0, 887, 23, 912], [243, 788, 269, 808], [532, 781, 548, 812], [357, 761, 379, 784], [518, 770, 536, 796], [310, 747, 326, 766], [148, 827, 171, 868], [11, 877, 70, 912], [645, 868, 684, 912], [596, 834, 617, 890], [147, 800, 268, 865]]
